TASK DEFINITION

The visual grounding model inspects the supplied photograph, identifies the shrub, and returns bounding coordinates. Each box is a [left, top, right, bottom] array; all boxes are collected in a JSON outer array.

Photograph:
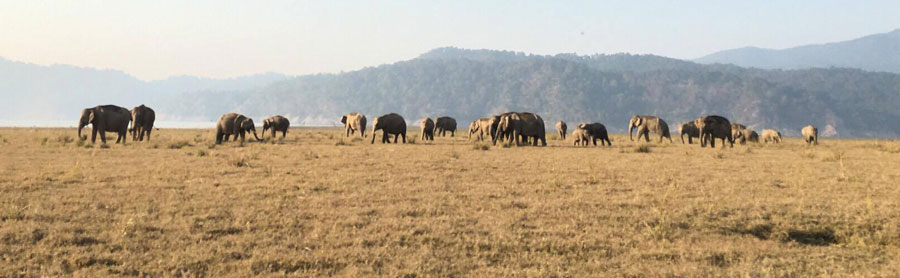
[[634, 145, 652, 153], [169, 141, 192, 149]]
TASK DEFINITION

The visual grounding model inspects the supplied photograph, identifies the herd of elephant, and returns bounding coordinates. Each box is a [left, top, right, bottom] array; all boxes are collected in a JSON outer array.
[[75, 104, 821, 147]]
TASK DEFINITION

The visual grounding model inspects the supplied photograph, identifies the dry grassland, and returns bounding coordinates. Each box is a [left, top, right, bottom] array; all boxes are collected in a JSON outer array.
[[1, 127, 899, 277]]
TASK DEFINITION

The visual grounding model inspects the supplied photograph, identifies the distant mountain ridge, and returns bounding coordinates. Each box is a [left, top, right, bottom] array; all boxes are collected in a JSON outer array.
[[165, 47, 900, 138], [3, 45, 900, 138], [695, 29, 900, 73]]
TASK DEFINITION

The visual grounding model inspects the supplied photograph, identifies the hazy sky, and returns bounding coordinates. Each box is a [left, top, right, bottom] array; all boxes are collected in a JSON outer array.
[[2, 0, 899, 80]]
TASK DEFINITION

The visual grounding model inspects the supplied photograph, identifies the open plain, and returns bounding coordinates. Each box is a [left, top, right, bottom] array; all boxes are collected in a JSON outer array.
[[1, 127, 899, 277]]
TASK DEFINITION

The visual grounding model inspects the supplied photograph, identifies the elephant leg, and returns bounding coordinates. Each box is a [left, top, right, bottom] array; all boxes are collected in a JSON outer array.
[[282, 130, 287, 138], [382, 133, 388, 143]]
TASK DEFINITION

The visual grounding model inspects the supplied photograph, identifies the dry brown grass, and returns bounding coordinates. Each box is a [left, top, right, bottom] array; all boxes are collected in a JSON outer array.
[[2, 127, 900, 277]]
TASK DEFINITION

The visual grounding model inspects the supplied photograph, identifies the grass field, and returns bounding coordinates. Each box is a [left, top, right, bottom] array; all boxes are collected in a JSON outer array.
[[1, 127, 899, 277]]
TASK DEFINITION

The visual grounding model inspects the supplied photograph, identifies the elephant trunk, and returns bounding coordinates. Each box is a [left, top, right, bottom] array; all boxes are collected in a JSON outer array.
[[628, 123, 635, 141], [252, 129, 261, 141], [371, 128, 377, 144], [78, 123, 85, 140]]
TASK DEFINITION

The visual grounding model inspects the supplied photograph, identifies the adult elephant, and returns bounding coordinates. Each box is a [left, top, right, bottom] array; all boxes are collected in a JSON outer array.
[[486, 115, 501, 142], [434, 116, 457, 137], [130, 104, 155, 142], [262, 115, 290, 139], [802, 125, 818, 146], [577, 122, 612, 146], [628, 115, 672, 143], [215, 113, 261, 144], [679, 121, 699, 144], [492, 112, 519, 145], [761, 129, 783, 143], [341, 113, 367, 138], [494, 112, 546, 146], [517, 112, 546, 146], [556, 121, 567, 140], [371, 113, 407, 144], [421, 118, 435, 141], [695, 115, 733, 148], [78, 105, 132, 144]]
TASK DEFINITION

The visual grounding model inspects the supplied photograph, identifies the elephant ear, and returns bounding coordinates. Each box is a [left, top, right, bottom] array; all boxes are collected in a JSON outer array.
[[88, 111, 96, 124]]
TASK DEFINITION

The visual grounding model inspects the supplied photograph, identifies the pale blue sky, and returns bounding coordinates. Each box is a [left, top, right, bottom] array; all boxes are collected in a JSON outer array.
[[1, 0, 898, 80]]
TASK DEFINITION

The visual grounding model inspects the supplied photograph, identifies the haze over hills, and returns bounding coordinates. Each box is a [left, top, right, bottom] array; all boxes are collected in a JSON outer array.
[[0, 57, 288, 122], [695, 29, 900, 73], [3, 45, 900, 138]]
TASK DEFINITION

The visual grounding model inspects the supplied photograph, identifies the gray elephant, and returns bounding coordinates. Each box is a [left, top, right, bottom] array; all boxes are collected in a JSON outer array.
[[761, 129, 782, 143], [371, 113, 407, 144], [695, 115, 733, 148], [434, 116, 457, 137], [78, 105, 132, 144], [745, 130, 760, 143], [679, 121, 699, 144], [802, 125, 818, 146], [130, 104, 155, 142], [493, 112, 546, 146], [577, 122, 612, 146], [492, 112, 519, 145], [421, 118, 435, 141], [571, 127, 589, 146], [629, 115, 672, 143], [341, 113, 367, 138], [262, 115, 290, 139], [215, 113, 261, 144], [556, 121, 567, 140], [486, 115, 501, 142]]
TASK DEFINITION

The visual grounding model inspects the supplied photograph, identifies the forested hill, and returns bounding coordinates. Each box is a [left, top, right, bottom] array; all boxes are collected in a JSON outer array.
[[170, 47, 900, 138]]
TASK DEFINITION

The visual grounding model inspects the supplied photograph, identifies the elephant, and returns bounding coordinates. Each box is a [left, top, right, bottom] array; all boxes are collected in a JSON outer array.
[[78, 105, 132, 144], [761, 129, 783, 143], [577, 122, 612, 146], [745, 130, 760, 143], [695, 115, 733, 148], [802, 125, 818, 146], [470, 117, 494, 141], [556, 121, 567, 140], [371, 113, 407, 144], [129, 104, 155, 142], [492, 112, 519, 145], [486, 115, 501, 142], [679, 121, 699, 144], [493, 112, 546, 146], [262, 115, 290, 139], [421, 118, 435, 141], [215, 113, 261, 144], [628, 115, 672, 143], [434, 117, 457, 137], [467, 120, 479, 139], [571, 127, 589, 146], [731, 123, 749, 144], [341, 113, 367, 138]]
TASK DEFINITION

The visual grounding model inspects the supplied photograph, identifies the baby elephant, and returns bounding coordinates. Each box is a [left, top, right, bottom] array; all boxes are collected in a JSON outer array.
[[571, 127, 589, 146], [421, 118, 435, 141]]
